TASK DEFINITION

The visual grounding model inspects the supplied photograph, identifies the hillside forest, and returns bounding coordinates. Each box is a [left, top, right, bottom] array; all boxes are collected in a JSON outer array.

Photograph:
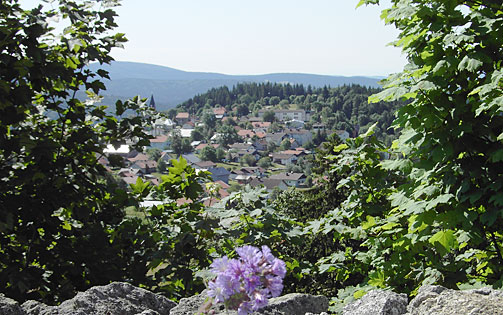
[[175, 82, 402, 145], [1, 0, 502, 314]]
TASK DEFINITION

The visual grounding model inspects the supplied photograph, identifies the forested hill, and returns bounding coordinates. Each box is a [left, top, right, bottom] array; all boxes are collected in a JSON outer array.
[[86, 61, 382, 110], [177, 82, 403, 144]]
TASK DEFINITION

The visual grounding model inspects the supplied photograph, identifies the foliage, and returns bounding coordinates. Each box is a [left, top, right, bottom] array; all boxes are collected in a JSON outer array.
[[169, 129, 192, 155], [305, 0, 503, 300], [262, 110, 276, 123], [0, 0, 159, 303], [257, 157, 272, 169], [126, 157, 215, 300], [242, 154, 256, 167], [200, 145, 217, 162], [217, 124, 241, 147], [179, 82, 403, 142]]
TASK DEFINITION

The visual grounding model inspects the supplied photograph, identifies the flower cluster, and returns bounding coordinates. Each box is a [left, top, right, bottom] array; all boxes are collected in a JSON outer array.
[[207, 245, 286, 315]]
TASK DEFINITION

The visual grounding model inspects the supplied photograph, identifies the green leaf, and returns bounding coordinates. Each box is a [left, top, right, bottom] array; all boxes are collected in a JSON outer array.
[[362, 216, 376, 230], [458, 55, 483, 72], [380, 158, 413, 172], [429, 230, 457, 255], [368, 270, 386, 288]]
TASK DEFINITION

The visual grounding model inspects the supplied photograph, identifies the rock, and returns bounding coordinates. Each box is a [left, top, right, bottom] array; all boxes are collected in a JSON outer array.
[[342, 290, 408, 315], [169, 290, 328, 315], [256, 293, 329, 315], [406, 285, 503, 315], [21, 300, 50, 314], [18, 282, 176, 315], [0, 293, 24, 315]]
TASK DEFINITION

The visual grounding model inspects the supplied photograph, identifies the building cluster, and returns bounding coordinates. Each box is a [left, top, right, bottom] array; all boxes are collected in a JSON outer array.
[[100, 97, 351, 205]]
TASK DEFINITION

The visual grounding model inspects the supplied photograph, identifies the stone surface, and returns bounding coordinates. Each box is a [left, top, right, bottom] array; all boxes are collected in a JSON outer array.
[[406, 285, 503, 315], [0, 293, 24, 315], [16, 282, 176, 315], [169, 290, 328, 315], [342, 290, 408, 315]]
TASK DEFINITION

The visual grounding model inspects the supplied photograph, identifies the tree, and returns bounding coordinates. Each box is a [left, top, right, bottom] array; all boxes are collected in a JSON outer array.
[[323, 0, 503, 293], [202, 111, 216, 130], [217, 124, 241, 147], [236, 103, 249, 117], [279, 139, 291, 151], [0, 0, 159, 303], [269, 96, 280, 105], [262, 110, 276, 123], [190, 126, 205, 142], [216, 147, 226, 162], [200, 145, 217, 162], [242, 154, 256, 167], [257, 157, 272, 168], [147, 148, 162, 161]]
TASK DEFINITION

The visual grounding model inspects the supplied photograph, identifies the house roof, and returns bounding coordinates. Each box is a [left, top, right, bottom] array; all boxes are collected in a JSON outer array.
[[128, 153, 149, 162], [150, 135, 169, 143], [271, 153, 296, 160], [213, 107, 226, 115], [269, 172, 305, 181], [214, 180, 230, 189], [250, 178, 286, 190], [238, 130, 255, 138], [182, 153, 201, 165], [180, 129, 193, 138], [195, 143, 209, 150], [266, 132, 287, 141], [132, 160, 157, 169], [230, 143, 253, 150], [285, 129, 310, 135], [195, 161, 217, 168], [252, 122, 271, 128], [280, 150, 304, 156], [208, 167, 231, 176], [176, 112, 189, 119], [122, 176, 139, 185]]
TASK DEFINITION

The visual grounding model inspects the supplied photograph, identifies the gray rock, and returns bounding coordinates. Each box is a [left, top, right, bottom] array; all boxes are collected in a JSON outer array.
[[169, 290, 328, 315], [342, 290, 408, 315], [256, 293, 329, 315], [20, 282, 176, 315], [406, 285, 503, 315], [0, 293, 24, 315], [21, 300, 50, 314]]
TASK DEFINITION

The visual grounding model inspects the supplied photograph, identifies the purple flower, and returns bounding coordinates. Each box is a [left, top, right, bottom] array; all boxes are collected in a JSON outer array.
[[271, 258, 286, 278], [261, 245, 275, 264], [251, 289, 268, 310], [210, 256, 229, 274], [206, 245, 286, 315], [236, 245, 262, 267], [265, 275, 284, 297], [207, 278, 226, 303], [237, 301, 253, 315], [216, 274, 240, 297], [243, 274, 261, 295]]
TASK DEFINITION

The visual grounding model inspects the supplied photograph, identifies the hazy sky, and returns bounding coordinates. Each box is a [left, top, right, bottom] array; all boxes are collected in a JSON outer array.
[[21, 0, 406, 77]]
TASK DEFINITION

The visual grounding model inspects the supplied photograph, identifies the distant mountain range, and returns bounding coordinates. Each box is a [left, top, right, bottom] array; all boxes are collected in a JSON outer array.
[[87, 61, 384, 111]]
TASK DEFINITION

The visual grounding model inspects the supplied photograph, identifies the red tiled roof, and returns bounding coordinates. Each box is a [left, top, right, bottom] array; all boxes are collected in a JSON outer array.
[[176, 112, 189, 119]]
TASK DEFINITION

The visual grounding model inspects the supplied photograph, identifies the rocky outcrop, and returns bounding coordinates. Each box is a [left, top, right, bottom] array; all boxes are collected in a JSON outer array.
[[342, 289, 408, 315], [3, 282, 503, 315], [0, 294, 24, 315], [1, 282, 176, 315], [170, 290, 329, 314], [406, 285, 503, 315], [343, 285, 503, 315]]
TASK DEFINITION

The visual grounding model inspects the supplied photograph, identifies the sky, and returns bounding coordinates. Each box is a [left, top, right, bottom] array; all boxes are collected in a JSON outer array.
[[21, 0, 407, 77]]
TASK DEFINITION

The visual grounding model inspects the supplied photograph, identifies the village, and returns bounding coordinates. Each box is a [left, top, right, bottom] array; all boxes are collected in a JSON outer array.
[[100, 95, 351, 205]]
